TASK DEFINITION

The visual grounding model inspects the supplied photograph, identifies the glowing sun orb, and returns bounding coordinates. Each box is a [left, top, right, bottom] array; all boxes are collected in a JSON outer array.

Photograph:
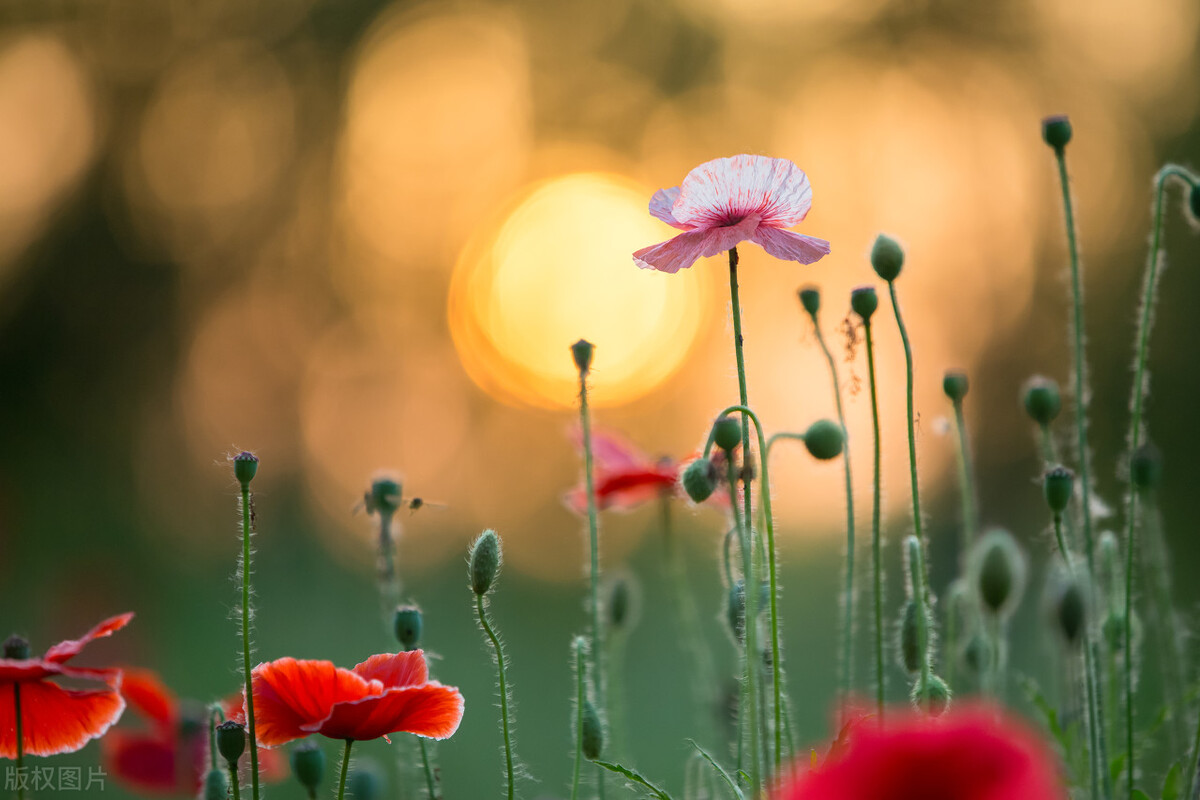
[[450, 173, 712, 409]]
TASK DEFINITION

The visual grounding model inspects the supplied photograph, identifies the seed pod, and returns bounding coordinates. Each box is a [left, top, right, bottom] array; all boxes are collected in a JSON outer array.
[[804, 419, 844, 461], [3, 635, 30, 660], [961, 632, 992, 676], [681, 459, 717, 504], [1042, 115, 1073, 151], [581, 699, 604, 760], [972, 528, 1026, 618], [215, 720, 246, 764], [850, 286, 879, 322], [942, 370, 969, 402], [1022, 377, 1062, 426], [290, 741, 325, 794], [712, 416, 742, 453], [1043, 467, 1074, 515], [204, 769, 229, 800], [910, 674, 952, 716], [233, 451, 259, 488], [798, 286, 821, 315], [571, 339, 595, 374], [870, 234, 905, 282], [393, 605, 423, 651], [898, 600, 924, 674], [469, 529, 502, 596]]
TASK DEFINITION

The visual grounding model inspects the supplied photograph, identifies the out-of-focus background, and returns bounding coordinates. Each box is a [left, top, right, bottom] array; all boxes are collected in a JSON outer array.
[[0, 0, 1198, 796]]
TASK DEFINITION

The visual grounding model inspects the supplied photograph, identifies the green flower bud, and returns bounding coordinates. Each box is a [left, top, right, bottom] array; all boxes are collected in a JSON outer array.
[[3, 635, 30, 660], [215, 720, 246, 764], [290, 740, 325, 794], [1042, 115, 1072, 152], [393, 605, 423, 651], [910, 674, 951, 716], [233, 451, 259, 488], [366, 476, 402, 517], [581, 699, 604, 760], [1103, 612, 1125, 652], [804, 419, 844, 461], [1130, 442, 1162, 490], [571, 339, 595, 375], [347, 760, 384, 800], [606, 575, 637, 633], [469, 529, 502, 596], [712, 416, 742, 452], [1054, 575, 1087, 647], [681, 459, 717, 503], [898, 599, 924, 674], [1022, 377, 1062, 426], [1043, 466, 1074, 515], [798, 286, 821, 316], [850, 286, 878, 322], [942, 370, 969, 402], [972, 528, 1026, 618], [961, 632, 992, 676], [870, 234, 904, 282], [204, 769, 229, 800]]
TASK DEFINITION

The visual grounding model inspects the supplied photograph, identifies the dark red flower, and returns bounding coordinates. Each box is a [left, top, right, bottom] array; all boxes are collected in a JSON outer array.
[[250, 650, 463, 746], [102, 669, 285, 796], [0, 613, 132, 758], [776, 705, 1066, 800]]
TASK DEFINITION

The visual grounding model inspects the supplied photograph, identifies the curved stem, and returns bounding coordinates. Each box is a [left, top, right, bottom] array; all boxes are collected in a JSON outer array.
[[863, 321, 885, 719], [726, 456, 760, 796], [477, 594, 516, 800], [337, 740, 353, 800], [886, 282, 928, 593], [571, 639, 586, 800], [239, 487, 260, 800]]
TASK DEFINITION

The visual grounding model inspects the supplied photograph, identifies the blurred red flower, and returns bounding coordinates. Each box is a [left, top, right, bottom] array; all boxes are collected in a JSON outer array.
[[565, 428, 681, 513], [776, 705, 1066, 800], [250, 650, 463, 746], [0, 613, 131, 758], [102, 669, 285, 796]]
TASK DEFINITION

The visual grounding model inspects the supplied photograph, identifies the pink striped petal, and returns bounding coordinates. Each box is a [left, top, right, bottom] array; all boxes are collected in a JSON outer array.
[[751, 226, 830, 265], [648, 187, 689, 230], [673, 155, 813, 229], [633, 215, 760, 273]]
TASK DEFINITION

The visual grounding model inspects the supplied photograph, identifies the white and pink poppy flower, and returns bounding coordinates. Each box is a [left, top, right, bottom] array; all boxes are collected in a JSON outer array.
[[634, 155, 831, 274]]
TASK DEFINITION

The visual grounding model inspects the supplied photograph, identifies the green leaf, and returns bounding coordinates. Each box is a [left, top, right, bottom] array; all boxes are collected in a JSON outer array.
[[1110, 753, 1126, 786], [687, 740, 745, 800], [592, 760, 675, 800], [1162, 761, 1182, 800], [1131, 790, 1153, 800]]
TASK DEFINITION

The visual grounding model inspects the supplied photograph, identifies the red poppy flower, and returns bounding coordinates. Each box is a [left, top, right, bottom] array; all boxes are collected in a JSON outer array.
[[776, 704, 1066, 800], [250, 650, 463, 746], [102, 669, 286, 796], [0, 613, 132, 758], [566, 427, 711, 513]]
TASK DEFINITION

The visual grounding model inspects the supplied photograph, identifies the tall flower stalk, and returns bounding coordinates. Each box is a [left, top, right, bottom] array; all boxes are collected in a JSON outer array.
[[943, 371, 978, 554], [233, 452, 261, 800], [470, 530, 516, 800]]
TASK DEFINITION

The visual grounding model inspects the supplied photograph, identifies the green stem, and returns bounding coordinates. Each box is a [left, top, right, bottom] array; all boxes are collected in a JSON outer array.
[[726, 457, 760, 796], [1038, 423, 1059, 466], [807, 308, 857, 709], [1053, 514, 1071, 569], [337, 740, 353, 800], [905, 537, 931, 712], [1141, 502, 1187, 752], [477, 594, 516, 800], [577, 361, 607, 800], [863, 321, 885, 720], [419, 739, 438, 800], [239, 486, 260, 800], [1188, 686, 1200, 800], [1124, 490, 1138, 800], [208, 707, 222, 772], [950, 398, 978, 554], [571, 638, 586, 800], [1092, 639, 1115, 800], [13, 684, 23, 800], [229, 761, 242, 800], [887, 281, 929, 594]]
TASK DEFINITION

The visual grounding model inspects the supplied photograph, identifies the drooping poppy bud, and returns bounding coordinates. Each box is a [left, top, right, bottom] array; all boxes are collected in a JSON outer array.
[[469, 529, 502, 596], [712, 416, 742, 452], [1043, 466, 1074, 515], [1041, 115, 1073, 152], [1023, 377, 1062, 426], [798, 286, 821, 316], [216, 720, 246, 764], [393, 605, 423, 651], [1052, 573, 1087, 647], [581, 699, 604, 760], [290, 741, 325, 795], [870, 234, 905, 282], [850, 286, 878, 322], [571, 339, 595, 375], [204, 769, 229, 800], [804, 419, 844, 461], [973, 528, 1027, 618], [942, 370, 969, 403], [681, 459, 717, 503], [910, 674, 952, 716], [233, 451, 259, 489], [898, 600, 924, 674]]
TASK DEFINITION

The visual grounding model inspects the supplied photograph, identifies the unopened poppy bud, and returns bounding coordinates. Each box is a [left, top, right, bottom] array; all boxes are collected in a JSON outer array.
[[798, 286, 821, 315], [348, 761, 385, 800], [571, 339, 595, 374], [233, 451, 259, 489], [393, 605, 423, 651], [681, 459, 717, 503], [942, 370, 969, 402], [910, 674, 951, 716], [290, 741, 325, 794], [898, 600, 924, 674], [712, 416, 742, 452], [1054, 576, 1087, 647], [1130, 442, 1162, 490], [606, 575, 637, 632], [870, 234, 904, 282], [204, 769, 229, 800], [469, 529, 502, 596], [1103, 612, 1126, 652], [1022, 377, 1062, 426], [850, 286, 878, 322], [3, 634, 30, 660], [581, 699, 604, 760], [1043, 466, 1074, 514], [973, 528, 1026, 617], [1042, 115, 1073, 152], [961, 632, 992, 675], [804, 419, 844, 461], [215, 720, 246, 764]]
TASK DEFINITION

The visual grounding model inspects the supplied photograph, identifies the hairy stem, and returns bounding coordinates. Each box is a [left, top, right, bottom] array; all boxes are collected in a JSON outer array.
[[577, 361, 607, 800], [906, 537, 931, 712], [887, 282, 929, 595], [864, 321, 885, 719], [477, 594, 516, 800], [571, 638, 586, 800], [727, 456, 760, 796], [239, 486, 260, 800], [337, 740, 353, 800], [950, 397, 978, 554]]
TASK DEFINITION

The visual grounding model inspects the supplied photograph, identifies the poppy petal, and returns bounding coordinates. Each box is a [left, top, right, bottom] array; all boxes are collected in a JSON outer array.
[[0, 679, 126, 757], [352, 651, 429, 689], [102, 730, 182, 794], [648, 186, 689, 230], [633, 216, 759, 274], [251, 658, 377, 747], [115, 668, 178, 730], [751, 226, 831, 266], [319, 681, 465, 742], [673, 155, 813, 228], [43, 612, 134, 664]]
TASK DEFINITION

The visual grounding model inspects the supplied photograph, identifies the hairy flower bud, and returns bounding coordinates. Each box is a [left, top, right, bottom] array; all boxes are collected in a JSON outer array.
[[804, 419, 844, 461], [347, 761, 384, 800], [973, 528, 1026, 618], [393, 605, 423, 651], [910, 674, 951, 716], [469, 529, 502, 596], [581, 699, 604, 760], [605, 575, 637, 633], [215, 720, 246, 764], [290, 741, 325, 793], [1043, 466, 1074, 515], [712, 416, 742, 452], [798, 286, 821, 316], [942, 370, 969, 403], [1042, 115, 1073, 152], [681, 459, 717, 503], [870, 234, 905, 282], [898, 600, 924, 674], [204, 769, 229, 800], [850, 286, 879, 322], [1053, 575, 1087, 647], [1022, 377, 1062, 426]]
